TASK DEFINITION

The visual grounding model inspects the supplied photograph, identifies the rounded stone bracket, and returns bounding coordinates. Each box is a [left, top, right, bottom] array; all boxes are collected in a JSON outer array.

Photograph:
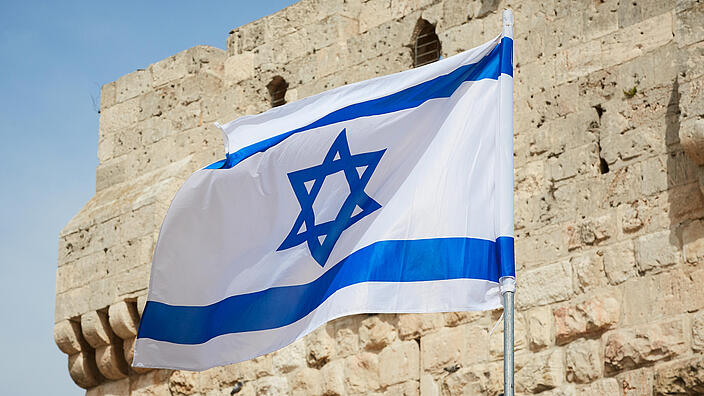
[[81, 310, 118, 348], [54, 319, 87, 355], [109, 300, 140, 340], [96, 342, 129, 380], [68, 351, 103, 389]]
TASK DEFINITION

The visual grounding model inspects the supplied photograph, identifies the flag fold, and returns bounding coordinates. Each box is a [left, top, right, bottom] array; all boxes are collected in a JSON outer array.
[[134, 33, 514, 371]]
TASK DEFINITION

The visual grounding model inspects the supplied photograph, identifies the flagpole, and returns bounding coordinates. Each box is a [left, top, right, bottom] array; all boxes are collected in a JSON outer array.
[[501, 9, 515, 396]]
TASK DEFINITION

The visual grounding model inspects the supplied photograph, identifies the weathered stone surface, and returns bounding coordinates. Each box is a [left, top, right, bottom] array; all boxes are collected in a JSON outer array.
[[397, 313, 444, 340], [554, 294, 620, 344], [516, 261, 573, 308], [81, 311, 117, 348], [602, 239, 638, 284], [378, 340, 420, 387], [272, 338, 306, 374], [693, 311, 704, 351], [359, 315, 397, 351], [108, 301, 139, 340], [54, 320, 86, 355], [526, 306, 554, 351], [604, 319, 689, 373], [683, 219, 704, 265], [565, 339, 602, 383], [635, 230, 682, 273], [343, 352, 380, 394], [69, 351, 103, 389], [516, 349, 564, 393], [618, 367, 654, 396], [654, 356, 704, 395], [95, 343, 128, 380]]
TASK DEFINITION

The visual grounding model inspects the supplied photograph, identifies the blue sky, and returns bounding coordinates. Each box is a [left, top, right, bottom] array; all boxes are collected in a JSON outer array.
[[0, 1, 298, 394]]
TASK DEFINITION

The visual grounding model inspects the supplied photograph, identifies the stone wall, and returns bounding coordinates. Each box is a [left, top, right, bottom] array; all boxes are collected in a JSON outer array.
[[54, 0, 704, 394]]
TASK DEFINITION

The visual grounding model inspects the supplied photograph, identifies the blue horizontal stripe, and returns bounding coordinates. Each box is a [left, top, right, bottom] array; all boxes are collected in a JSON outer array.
[[205, 37, 513, 170], [137, 236, 514, 345]]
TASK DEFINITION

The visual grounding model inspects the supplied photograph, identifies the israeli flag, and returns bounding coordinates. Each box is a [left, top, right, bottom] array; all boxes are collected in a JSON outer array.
[[134, 32, 515, 371]]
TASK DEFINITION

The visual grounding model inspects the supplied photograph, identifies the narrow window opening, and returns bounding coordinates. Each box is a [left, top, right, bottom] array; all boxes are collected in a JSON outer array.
[[267, 76, 288, 108], [413, 20, 441, 68]]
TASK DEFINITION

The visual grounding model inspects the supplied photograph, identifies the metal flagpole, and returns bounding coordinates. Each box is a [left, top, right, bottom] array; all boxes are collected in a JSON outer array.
[[501, 9, 515, 396]]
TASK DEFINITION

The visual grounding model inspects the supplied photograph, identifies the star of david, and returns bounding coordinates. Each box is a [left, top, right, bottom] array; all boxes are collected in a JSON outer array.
[[278, 129, 386, 267]]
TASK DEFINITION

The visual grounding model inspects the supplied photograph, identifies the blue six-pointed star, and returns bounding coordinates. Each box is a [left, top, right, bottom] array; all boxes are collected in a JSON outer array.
[[278, 129, 386, 267]]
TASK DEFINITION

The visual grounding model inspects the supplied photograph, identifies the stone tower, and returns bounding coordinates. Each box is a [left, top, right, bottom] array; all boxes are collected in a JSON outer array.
[[54, 0, 704, 394]]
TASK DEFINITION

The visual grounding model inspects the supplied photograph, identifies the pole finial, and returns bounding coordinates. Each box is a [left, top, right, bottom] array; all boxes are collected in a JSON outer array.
[[502, 9, 514, 27]]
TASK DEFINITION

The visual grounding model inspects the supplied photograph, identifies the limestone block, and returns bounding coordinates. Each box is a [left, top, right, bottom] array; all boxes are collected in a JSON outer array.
[[137, 295, 147, 317], [565, 339, 601, 383], [331, 315, 361, 357], [554, 293, 620, 344], [359, 0, 392, 33], [108, 300, 139, 340], [635, 230, 682, 273], [386, 381, 419, 396], [526, 306, 554, 351], [167, 370, 198, 395], [583, 0, 619, 40], [98, 96, 141, 137], [515, 348, 564, 393], [149, 52, 191, 87], [618, 203, 644, 233], [443, 311, 484, 327], [320, 359, 346, 396], [515, 261, 573, 309], [100, 81, 116, 110], [441, 0, 471, 29], [86, 377, 130, 396], [583, 378, 620, 395], [617, 367, 654, 396], [561, 39, 602, 83], [359, 314, 397, 351], [604, 318, 689, 373], [571, 251, 607, 293], [253, 375, 288, 395], [54, 319, 86, 355], [306, 14, 359, 52], [130, 370, 171, 396], [547, 144, 599, 182], [82, 310, 117, 348], [680, 78, 704, 121], [441, 367, 484, 396], [378, 340, 420, 387], [566, 216, 614, 250], [617, 0, 673, 28], [397, 313, 444, 340], [420, 326, 464, 375], [685, 220, 704, 266], [68, 351, 103, 389], [601, 12, 674, 69], [680, 118, 704, 166], [116, 69, 151, 103], [288, 367, 322, 396], [654, 356, 704, 394], [315, 41, 350, 78], [683, 41, 704, 83], [420, 372, 438, 396], [676, 3, 704, 47], [272, 337, 305, 374], [224, 52, 255, 84], [177, 72, 222, 106], [95, 343, 129, 380], [602, 239, 638, 284], [343, 352, 380, 394], [693, 311, 704, 351], [304, 324, 335, 367], [604, 164, 644, 207]]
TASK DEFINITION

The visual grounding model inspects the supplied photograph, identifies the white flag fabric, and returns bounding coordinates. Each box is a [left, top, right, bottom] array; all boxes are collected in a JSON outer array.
[[134, 32, 515, 371]]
